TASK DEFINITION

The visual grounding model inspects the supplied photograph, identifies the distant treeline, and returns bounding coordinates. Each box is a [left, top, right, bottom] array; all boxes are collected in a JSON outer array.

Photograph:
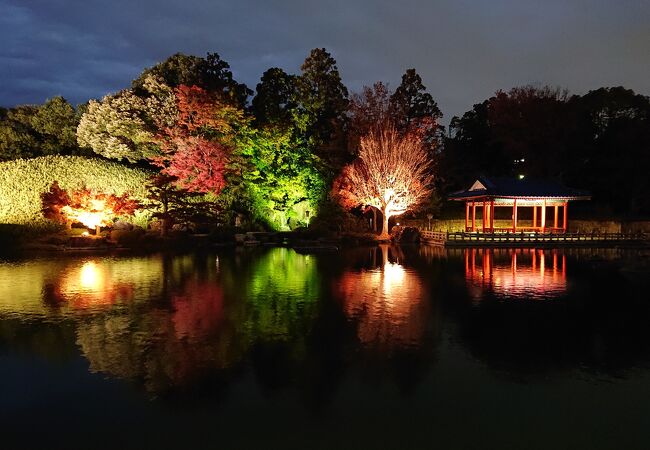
[[1, 49, 649, 217]]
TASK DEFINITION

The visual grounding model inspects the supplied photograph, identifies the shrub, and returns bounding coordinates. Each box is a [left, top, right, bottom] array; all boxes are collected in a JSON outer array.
[[110, 228, 145, 247], [0, 156, 153, 228], [0, 224, 33, 250]]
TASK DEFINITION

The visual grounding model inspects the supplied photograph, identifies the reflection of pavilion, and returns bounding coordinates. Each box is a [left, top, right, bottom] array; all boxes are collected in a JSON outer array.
[[465, 248, 567, 300]]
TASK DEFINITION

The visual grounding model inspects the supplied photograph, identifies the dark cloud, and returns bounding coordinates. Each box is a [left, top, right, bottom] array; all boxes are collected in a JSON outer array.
[[1, 0, 648, 122]]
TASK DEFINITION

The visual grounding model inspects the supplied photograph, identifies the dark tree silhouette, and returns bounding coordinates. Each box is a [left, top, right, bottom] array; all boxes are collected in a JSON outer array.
[[251, 68, 297, 127]]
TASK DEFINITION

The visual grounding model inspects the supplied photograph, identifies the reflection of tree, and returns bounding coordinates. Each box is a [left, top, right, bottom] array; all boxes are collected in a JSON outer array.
[[53, 253, 239, 394], [0, 256, 164, 318], [172, 279, 223, 341], [68, 249, 324, 395], [76, 275, 236, 394], [337, 245, 428, 351], [242, 248, 320, 343], [231, 248, 321, 392]]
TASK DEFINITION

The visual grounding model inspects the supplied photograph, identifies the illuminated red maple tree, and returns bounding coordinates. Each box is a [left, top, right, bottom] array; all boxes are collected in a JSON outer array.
[[41, 181, 139, 232], [156, 85, 233, 195], [333, 124, 433, 239]]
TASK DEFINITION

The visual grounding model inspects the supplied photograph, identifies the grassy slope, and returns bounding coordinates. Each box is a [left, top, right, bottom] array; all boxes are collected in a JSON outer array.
[[0, 155, 152, 228]]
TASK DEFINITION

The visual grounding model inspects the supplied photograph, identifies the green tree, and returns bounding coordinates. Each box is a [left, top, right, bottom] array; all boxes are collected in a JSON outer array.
[[293, 48, 349, 169], [0, 97, 82, 160], [77, 76, 177, 162], [0, 105, 39, 160], [568, 87, 650, 214], [31, 96, 79, 155], [390, 69, 442, 130], [133, 52, 251, 108], [251, 68, 297, 127], [442, 100, 502, 191], [443, 85, 650, 216], [223, 125, 325, 230]]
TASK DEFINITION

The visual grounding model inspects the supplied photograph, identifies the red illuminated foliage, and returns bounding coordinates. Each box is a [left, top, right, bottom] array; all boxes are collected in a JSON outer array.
[[156, 85, 234, 195], [41, 181, 139, 228], [40, 181, 71, 224], [332, 124, 433, 239], [160, 135, 229, 194], [174, 85, 231, 133]]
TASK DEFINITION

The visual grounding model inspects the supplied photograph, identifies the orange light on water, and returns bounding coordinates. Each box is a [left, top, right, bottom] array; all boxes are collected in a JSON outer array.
[[79, 261, 103, 291], [55, 261, 133, 309], [465, 249, 567, 300], [338, 246, 428, 348]]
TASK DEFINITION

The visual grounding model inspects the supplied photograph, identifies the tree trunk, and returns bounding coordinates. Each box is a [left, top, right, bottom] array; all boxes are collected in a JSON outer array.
[[161, 202, 169, 237], [379, 207, 390, 240], [372, 208, 377, 232], [161, 217, 170, 237]]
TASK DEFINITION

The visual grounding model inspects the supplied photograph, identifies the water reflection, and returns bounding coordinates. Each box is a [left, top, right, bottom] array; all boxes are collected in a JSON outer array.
[[53, 261, 135, 309], [465, 248, 567, 300], [72, 255, 240, 393], [0, 256, 163, 318], [1, 246, 650, 401], [242, 248, 319, 342], [337, 245, 429, 350], [171, 280, 224, 341], [72, 249, 321, 393]]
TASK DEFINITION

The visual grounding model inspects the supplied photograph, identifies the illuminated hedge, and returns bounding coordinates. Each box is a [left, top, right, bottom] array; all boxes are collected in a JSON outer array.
[[0, 156, 152, 228]]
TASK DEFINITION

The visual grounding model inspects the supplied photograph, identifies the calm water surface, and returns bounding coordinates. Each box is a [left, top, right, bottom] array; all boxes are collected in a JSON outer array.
[[1, 246, 650, 449]]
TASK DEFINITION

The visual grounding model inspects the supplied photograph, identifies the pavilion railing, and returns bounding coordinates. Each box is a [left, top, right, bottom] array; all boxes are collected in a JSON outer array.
[[465, 226, 566, 233], [421, 230, 648, 246]]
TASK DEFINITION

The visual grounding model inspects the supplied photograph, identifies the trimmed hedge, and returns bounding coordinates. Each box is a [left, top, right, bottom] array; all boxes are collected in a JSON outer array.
[[0, 156, 153, 228]]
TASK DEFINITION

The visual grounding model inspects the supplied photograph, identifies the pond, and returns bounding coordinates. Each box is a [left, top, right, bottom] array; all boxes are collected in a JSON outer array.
[[1, 246, 650, 449]]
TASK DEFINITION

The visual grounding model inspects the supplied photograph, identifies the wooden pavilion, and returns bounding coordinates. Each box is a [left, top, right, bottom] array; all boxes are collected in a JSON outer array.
[[449, 176, 590, 233]]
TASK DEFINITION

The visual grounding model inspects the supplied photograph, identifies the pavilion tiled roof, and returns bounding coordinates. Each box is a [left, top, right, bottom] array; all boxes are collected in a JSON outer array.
[[449, 176, 591, 200]]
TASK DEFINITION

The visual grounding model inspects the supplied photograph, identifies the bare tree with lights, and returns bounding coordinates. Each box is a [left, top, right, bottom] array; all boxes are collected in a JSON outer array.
[[333, 123, 433, 240]]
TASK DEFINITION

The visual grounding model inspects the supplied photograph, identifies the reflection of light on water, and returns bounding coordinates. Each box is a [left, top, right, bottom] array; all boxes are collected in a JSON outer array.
[[339, 246, 427, 349], [79, 261, 103, 291], [57, 260, 134, 309], [384, 262, 406, 289], [465, 249, 567, 301]]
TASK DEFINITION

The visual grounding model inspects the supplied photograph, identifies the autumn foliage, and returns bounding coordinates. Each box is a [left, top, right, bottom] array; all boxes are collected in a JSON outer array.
[[41, 181, 139, 230], [332, 124, 433, 239], [156, 85, 234, 195]]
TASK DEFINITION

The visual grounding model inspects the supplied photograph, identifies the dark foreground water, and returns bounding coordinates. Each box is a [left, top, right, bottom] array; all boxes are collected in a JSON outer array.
[[1, 246, 650, 450]]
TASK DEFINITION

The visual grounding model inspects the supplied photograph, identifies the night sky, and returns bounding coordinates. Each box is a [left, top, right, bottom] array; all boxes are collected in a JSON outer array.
[[1, 0, 649, 122]]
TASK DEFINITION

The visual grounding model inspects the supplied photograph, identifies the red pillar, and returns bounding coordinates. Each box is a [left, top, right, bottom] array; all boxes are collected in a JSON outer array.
[[472, 202, 476, 232], [482, 201, 486, 232], [512, 199, 518, 232], [554, 205, 559, 230], [490, 200, 495, 232], [533, 206, 537, 229], [465, 202, 470, 231], [541, 200, 547, 232], [563, 201, 568, 232]]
